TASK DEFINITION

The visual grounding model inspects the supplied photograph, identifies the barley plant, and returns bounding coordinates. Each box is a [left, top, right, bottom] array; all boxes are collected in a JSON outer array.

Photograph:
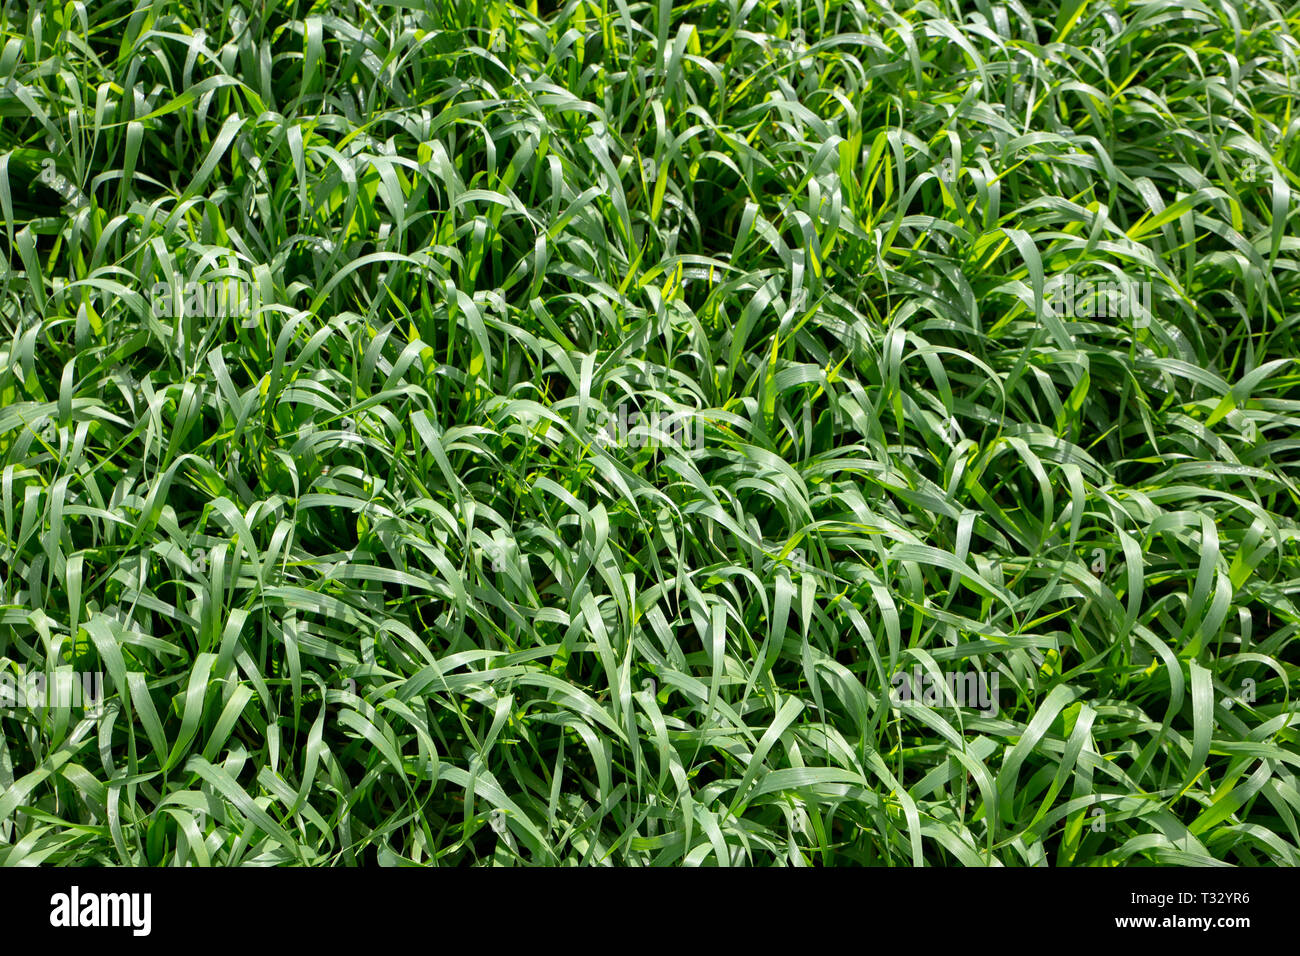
[[1, 0, 1298, 867]]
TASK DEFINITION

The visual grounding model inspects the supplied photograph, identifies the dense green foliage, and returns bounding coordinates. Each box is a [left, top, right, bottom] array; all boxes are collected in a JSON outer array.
[[1, 0, 1299, 866]]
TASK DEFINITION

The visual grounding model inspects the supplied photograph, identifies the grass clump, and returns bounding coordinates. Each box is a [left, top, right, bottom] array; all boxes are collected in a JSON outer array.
[[0, 0, 1298, 866]]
